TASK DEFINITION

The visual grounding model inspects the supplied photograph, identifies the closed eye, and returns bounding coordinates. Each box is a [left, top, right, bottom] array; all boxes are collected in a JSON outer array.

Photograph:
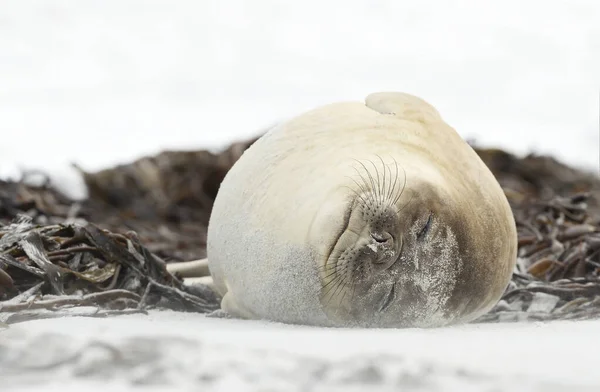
[[417, 213, 433, 240]]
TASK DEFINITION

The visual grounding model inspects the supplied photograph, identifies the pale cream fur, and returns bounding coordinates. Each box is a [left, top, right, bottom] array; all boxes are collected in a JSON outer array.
[[199, 92, 517, 327]]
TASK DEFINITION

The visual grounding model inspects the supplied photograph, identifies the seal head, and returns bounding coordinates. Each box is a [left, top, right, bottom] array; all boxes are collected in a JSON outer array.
[[310, 160, 470, 327]]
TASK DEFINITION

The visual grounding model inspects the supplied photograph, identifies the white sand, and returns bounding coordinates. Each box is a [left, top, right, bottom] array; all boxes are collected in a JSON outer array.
[[2, 311, 600, 391]]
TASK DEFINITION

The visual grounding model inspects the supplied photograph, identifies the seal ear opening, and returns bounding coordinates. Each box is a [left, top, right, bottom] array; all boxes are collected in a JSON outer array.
[[365, 92, 442, 124]]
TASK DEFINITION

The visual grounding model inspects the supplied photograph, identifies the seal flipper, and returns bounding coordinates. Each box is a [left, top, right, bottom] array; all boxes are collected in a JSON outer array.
[[166, 258, 210, 278], [220, 291, 256, 320], [206, 309, 234, 319], [181, 276, 215, 291]]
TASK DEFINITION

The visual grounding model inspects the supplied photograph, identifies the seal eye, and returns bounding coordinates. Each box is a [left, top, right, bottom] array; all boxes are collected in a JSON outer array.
[[417, 213, 433, 240]]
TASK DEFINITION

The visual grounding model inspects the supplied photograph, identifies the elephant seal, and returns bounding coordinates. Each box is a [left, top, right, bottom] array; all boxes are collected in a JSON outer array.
[[177, 92, 517, 328]]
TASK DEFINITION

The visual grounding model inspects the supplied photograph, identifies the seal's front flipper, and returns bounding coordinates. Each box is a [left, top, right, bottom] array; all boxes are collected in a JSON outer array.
[[206, 309, 234, 319], [166, 258, 210, 278], [220, 291, 255, 320], [182, 276, 215, 291]]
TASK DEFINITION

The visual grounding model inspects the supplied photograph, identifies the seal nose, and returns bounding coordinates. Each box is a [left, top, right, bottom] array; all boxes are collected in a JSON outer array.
[[371, 231, 392, 244], [369, 231, 396, 267]]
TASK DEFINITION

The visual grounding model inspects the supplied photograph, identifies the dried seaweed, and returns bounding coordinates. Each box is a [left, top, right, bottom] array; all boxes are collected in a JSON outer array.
[[0, 215, 219, 324], [469, 144, 600, 322], [1, 134, 599, 324], [476, 192, 600, 323], [74, 138, 257, 263]]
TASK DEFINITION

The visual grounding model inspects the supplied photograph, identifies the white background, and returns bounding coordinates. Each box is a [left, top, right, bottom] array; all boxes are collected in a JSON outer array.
[[1, 1, 599, 390], [0, 0, 598, 199]]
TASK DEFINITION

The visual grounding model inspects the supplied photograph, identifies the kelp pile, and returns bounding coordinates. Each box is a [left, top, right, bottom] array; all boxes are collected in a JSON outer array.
[[0, 216, 219, 324], [0, 135, 599, 324], [477, 192, 600, 322], [0, 140, 254, 324], [473, 150, 600, 322]]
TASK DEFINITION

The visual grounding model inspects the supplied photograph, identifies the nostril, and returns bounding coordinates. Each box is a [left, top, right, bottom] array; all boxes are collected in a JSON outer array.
[[371, 232, 391, 244]]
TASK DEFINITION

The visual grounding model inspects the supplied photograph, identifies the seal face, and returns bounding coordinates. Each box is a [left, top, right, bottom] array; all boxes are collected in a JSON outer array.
[[318, 165, 464, 328], [206, 92, 518, 328]]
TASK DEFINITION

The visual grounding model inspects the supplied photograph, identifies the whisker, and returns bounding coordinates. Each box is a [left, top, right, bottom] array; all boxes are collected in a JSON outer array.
[[368, 159, 383, 206], [355, 160, 379, 206], [317, 264, 341, 276], [378, 156, 386, 200], [342, 183, 370, 210], [397, 191, 414, 215], [382, 157, 391, 203], [320, 260, 352, 285], [321, 274, 343, 295], [346, 173, 369, 196], [387, 156, 400, 206], [351, 165, 376, 207], [321, 265, 343, 281], [392, 165, 408, 207], [324, 274, 351, 308], [321, 274, 346, 302]]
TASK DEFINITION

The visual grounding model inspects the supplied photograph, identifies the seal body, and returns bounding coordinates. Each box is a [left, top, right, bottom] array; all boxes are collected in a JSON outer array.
[[206, 92, 517, 328]]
